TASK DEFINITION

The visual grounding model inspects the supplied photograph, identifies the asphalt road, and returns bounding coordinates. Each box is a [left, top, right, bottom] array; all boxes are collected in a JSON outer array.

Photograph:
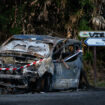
[[0, 90, 105, 105]]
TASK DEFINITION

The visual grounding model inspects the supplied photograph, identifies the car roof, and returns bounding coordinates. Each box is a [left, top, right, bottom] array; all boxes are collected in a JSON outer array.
[[13, 34, 62, 44], [13, 34, 81, 44], [13, 34, 60, 40]]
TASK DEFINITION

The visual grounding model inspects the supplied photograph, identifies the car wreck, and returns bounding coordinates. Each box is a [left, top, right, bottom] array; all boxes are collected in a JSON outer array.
[[0, 35, 84, 94]]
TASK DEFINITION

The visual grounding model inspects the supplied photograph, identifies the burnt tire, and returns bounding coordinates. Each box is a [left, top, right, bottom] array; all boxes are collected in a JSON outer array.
[[43, 73, 52, 92], [37, 73, 52, 92]]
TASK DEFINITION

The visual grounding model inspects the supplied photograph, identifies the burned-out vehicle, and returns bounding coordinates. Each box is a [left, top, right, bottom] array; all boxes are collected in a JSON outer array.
[[0, 35, 83, 93]]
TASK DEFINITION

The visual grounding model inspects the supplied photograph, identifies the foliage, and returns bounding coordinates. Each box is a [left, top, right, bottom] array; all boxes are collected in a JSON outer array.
[[0, 0, 94, 38], [83, 50, 93, 63], [78, 18, 92, 31], [0, 5, 11, 33]]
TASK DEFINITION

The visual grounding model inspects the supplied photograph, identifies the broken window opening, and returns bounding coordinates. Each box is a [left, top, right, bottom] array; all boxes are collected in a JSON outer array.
[[52, 41, 80, 62]]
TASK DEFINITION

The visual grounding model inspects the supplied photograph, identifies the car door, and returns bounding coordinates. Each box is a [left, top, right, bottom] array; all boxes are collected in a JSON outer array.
[[52, 40, 83, 90]]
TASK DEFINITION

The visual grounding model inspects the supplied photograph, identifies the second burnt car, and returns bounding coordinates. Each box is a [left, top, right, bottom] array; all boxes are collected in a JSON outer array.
[[0, 35, 83, 93]]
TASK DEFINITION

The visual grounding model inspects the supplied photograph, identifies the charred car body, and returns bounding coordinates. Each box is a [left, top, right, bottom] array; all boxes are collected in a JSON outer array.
[[0, 35, 83, 93]]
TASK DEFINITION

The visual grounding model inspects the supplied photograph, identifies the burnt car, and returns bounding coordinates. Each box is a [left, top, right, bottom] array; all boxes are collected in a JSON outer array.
[[0, 35, 83, 93]]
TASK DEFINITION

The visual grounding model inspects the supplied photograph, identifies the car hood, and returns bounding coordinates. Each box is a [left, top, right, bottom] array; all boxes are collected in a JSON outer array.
[[0, 40, 50, 57]]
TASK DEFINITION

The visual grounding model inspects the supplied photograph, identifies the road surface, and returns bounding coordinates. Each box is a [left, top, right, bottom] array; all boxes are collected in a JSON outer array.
[[0, 90, 105, 105]]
